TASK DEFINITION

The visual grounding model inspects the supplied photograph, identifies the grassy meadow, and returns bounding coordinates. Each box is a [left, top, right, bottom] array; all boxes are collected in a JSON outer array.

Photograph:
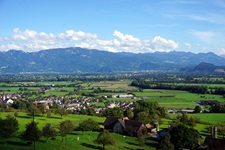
[[0, 112, 157, 150], [134, 89, 225, 109]]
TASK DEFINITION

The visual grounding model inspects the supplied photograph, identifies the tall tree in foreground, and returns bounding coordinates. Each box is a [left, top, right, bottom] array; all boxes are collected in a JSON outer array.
[[170, 124, 198, 150], [94, 130, 115, 150], [21, 121, 42, 145], [0, 115, 19, 146]]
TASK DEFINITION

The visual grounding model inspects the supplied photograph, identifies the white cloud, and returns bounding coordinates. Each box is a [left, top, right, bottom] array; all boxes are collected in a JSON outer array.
[[185, 43, 192, 49], [13, 28, 37, 40], [113, 30, 141, 44], [76, 34, 178, 53], [150, 36, 178, 51], [0, 28, 179, 53]]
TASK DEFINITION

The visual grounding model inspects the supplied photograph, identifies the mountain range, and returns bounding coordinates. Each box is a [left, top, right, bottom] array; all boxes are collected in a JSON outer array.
[[0, 47, 225, 74]]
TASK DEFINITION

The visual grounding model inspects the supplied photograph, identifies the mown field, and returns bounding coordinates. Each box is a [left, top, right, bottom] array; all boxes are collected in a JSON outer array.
[[133, 89, 225, 109]]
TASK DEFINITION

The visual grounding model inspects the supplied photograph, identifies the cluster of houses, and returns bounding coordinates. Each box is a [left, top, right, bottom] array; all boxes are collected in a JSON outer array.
[[33, 96, 89, 112], [106, 101, 135, 109], [0, 93, 22, 105], [0, 91, 136, 116], [33, 94, 136, 114]]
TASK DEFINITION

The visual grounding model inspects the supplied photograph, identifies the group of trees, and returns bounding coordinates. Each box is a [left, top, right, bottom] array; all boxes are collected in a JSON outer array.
[[131, 79, 225, 96], [0, 111, 115, 149], [210, 103, 225, 113], [131, 79, 209, 94], [78, 118, 100, 134], [157, 114, 199, 150], [0, 114, 115, 150], [101, 100, 165, 125], [134, 100, 166, 124], [171, 113, 200, 127], [19, 119, 75, 145]]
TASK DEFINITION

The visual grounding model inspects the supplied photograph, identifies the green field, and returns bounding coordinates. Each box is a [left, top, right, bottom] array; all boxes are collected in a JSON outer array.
[[89, 80, 137, 91], [134, 89, 225, 109], [168, 113, 225, 124], [0, 131, 157, 150], [0, 112, 156, 150]]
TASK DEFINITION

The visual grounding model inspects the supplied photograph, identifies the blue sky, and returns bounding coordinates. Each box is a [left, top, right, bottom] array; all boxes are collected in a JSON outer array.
[[1, 0, 225, 55]]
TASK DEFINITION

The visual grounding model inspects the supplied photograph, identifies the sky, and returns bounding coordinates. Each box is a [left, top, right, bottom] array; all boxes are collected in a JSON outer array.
[[0, 0, 225, 55]]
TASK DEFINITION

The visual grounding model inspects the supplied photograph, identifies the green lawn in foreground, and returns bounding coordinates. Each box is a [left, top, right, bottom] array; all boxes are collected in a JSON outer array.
[[0, 112, 157, 150], [0, 131, 157, 150]]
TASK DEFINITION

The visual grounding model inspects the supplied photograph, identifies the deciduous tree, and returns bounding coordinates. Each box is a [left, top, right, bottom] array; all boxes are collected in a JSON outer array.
[[124, 108, 134, 119], [194, 106, 202, 113], [157, 134, 174, 150], [42, 123, 56, 143], [55, 107, 67, 118], [28, 105, 41, 116], [94, 130, 115, 150], [78, 118, 100, 134], [170, 124, 198, 150], [59, 120, 75, 142]]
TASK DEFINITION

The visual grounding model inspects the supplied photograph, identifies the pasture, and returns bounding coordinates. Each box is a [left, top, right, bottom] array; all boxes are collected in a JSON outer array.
[[88, 80, 137, 91], [134, 89, 225, 109], [0, 131, 157, 150], [168, 113, 225, 124], [0, 112, 157, 150]]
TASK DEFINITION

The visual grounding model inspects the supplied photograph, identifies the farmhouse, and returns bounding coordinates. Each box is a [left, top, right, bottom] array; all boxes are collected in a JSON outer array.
[[104, 117, 147, 137]]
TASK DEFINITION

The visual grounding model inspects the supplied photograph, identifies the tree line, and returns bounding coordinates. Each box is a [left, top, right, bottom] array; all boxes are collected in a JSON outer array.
[[131, 79, 225, 96]]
